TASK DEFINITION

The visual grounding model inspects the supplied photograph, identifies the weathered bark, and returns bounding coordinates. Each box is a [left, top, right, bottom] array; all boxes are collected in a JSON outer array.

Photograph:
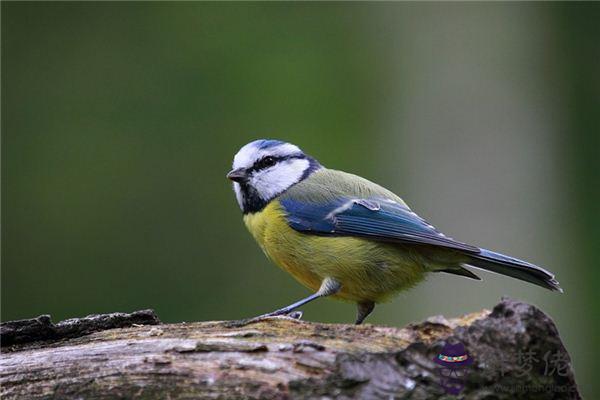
[[0, 298, 579, 399]]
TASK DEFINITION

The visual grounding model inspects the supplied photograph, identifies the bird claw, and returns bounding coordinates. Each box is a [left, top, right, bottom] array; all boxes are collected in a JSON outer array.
[[287, 310, 303, 320], [224, 310, 304, 328]]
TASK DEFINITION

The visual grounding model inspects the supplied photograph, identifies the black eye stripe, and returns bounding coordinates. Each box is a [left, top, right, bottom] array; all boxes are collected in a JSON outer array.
[[249, 154, 305, 173]]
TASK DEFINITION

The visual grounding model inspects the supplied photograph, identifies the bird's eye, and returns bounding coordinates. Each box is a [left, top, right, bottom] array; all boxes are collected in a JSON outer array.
[[257, 156, 276, 170]]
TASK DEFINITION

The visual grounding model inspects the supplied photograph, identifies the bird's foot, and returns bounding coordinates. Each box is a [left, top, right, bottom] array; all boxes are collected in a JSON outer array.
[[224, 310, 304, 328]]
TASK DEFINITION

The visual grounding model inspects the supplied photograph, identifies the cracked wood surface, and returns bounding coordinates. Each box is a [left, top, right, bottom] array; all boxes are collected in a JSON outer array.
[[0, 298, 580, 399]]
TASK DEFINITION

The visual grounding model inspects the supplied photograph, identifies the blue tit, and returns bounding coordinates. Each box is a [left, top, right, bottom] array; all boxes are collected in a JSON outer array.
[[227, 139, 561, 324]]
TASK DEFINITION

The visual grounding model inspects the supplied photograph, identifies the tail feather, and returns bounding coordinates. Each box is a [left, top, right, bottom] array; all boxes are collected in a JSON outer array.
[[438, 266, 481, 281], [465, 249, 562, 292]]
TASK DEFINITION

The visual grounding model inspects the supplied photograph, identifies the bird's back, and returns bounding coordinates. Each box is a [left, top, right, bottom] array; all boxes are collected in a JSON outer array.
[[281, 168, 409, 208]]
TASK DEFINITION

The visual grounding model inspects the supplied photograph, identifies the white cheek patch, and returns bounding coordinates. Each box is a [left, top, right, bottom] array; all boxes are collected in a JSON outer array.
[[251, 158, 310, 200]]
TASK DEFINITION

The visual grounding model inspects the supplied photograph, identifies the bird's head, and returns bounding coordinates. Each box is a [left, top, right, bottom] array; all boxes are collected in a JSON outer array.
[[227, 139, 321, 213]]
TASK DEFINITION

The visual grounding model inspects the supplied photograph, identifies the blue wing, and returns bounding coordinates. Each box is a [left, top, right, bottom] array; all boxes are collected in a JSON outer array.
[[279, 196, 479, 253]]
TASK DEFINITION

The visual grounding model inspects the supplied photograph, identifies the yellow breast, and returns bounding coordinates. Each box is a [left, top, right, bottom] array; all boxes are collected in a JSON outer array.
[[243, 200, 427, 302], [243, 201, 325, 293]]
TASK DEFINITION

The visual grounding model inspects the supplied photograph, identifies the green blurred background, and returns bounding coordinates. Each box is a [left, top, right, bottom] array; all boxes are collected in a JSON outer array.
[[2, 3, 598, 397]]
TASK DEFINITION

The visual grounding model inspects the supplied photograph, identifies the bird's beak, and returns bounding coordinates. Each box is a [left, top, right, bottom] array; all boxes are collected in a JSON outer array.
[[226, 168, 247, 182]]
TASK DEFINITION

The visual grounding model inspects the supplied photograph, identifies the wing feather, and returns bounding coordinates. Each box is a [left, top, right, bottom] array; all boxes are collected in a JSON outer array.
[[280, 196, 479, 253]]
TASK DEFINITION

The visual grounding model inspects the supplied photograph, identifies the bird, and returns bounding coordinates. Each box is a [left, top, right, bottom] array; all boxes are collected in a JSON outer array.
[[226, 139, 561, 325]]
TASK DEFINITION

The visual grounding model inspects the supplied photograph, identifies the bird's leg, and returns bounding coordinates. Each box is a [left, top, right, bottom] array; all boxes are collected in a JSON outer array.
[[226, 278, 341, 327], [355, 301, 375, 325], [256, 277, 341, 318]]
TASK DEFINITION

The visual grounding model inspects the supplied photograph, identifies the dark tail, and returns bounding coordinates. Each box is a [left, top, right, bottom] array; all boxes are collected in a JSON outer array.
[[465, 249, 562, 292]]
